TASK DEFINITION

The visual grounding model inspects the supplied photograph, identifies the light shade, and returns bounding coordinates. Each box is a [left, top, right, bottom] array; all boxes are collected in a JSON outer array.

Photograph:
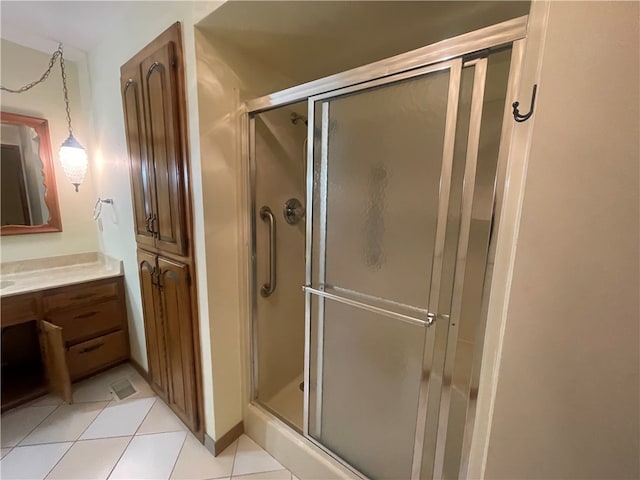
[[59, 133, 87, 192]]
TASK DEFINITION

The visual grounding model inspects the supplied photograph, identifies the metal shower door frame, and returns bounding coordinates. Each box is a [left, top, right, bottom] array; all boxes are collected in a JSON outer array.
[[244, 15, 529, 480], [302, 58, 463, 480]]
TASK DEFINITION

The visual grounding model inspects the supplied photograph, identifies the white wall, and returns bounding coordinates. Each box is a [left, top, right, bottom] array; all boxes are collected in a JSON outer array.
[[482, 2, 639, 478], [83, 1, 223, 437], [0, 39, 98, 262]]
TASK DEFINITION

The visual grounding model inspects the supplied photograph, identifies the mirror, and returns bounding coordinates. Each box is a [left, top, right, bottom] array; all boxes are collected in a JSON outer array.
[[0, 112, 62, 235]]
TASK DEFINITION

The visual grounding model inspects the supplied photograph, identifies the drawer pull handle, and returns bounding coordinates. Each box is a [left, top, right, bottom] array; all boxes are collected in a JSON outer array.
[[74, 311, 99, 320], [80, 343, 104, 354]]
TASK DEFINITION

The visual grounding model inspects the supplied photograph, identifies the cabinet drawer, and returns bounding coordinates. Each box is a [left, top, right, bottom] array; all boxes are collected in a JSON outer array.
[[43, 281, 118, 312], [1, 295, 39, 327], [66, 330, 128, 381], [47, 300, 123, 346]]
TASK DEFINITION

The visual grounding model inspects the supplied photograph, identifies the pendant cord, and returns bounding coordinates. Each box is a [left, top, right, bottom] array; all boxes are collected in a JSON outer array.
[[1, 43, 73, 135], [58, 48, 73, 135], [1, 44, 62, 93]]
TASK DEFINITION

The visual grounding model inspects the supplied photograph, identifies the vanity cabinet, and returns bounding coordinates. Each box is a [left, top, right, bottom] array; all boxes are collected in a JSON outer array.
[[0, 276, 129, 411], [137, 250, 198, 431], [121, 26, 187, 257]]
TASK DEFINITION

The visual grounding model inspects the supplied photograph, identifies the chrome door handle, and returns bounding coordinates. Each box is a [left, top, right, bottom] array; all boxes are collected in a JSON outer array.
[[260, 206, 276, 297]]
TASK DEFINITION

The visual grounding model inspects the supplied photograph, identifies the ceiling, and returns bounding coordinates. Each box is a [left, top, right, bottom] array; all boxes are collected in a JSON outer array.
[[0, 1, 181, 61], [0, 0, 530, 72], [197, 1, 530, 91]]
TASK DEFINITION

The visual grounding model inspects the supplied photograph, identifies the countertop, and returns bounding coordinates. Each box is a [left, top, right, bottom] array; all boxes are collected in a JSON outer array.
[[0, 252, 124, 298]]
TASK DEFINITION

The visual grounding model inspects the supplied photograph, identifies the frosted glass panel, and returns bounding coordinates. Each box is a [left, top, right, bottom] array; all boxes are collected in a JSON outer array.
[[308, 66, 455, 479], [316, 70, 451, 309], [310, 298, 426, 479], [437, 48, 513, 480]]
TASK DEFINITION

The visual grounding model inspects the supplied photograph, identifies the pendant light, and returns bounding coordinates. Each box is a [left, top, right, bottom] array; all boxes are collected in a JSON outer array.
[[58, 47, 87, 192], [1, 44, 88, 192]]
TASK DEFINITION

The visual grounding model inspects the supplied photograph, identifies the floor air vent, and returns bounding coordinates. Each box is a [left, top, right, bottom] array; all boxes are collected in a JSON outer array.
[[110, 378, 137, 401]]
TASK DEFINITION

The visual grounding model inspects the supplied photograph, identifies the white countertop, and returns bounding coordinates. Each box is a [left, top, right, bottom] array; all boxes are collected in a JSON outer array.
[[0, 252, 123, 297]]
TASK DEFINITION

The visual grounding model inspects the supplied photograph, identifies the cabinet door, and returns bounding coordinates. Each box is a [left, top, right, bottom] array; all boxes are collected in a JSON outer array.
[[137, 250, 168, 399], [121, 65, 156, 249], [142, 42, 187, 256], [157, 256, 198, 430], [39, 320, 72, 404]]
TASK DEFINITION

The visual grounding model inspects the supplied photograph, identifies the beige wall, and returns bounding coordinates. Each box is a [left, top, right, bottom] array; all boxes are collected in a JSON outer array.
[[193, 23, 305, 439], [0, 39, 98, 262], [484, 2, 639, 478], [82, 2, 223, 438]]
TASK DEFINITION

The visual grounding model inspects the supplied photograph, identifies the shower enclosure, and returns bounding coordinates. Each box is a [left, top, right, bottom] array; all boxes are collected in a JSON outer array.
[[247, 17, 526, 479], [251, 102, 308, 429]]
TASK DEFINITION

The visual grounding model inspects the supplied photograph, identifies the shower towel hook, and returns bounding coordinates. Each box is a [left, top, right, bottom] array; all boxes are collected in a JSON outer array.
[[512, 84, 537, 123]]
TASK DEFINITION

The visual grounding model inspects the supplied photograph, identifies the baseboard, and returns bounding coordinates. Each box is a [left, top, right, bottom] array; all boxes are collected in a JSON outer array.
[[207, 421, 244, 457], [129, 358, 150, 383]]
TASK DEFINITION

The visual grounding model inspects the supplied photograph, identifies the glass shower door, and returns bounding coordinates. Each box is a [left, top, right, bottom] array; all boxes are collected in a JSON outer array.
[[305, 59, 462, 479]]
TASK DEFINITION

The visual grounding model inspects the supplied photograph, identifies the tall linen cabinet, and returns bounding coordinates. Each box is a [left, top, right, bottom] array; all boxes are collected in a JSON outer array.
[[120, 22, 203, 439]]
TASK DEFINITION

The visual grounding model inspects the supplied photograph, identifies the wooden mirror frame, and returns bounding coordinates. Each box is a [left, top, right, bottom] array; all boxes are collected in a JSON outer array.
[[1, 112, 62, 235]]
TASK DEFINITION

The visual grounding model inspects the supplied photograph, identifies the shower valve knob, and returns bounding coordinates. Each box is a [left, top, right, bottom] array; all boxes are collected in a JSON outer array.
[[283, 198, 305, 225]]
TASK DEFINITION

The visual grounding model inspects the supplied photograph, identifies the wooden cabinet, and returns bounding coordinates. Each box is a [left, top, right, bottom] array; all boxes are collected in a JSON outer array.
[[157, 256, 198, 428], [138, 250, 168, 397], [136, 251, 198, 431], [121, 63, 155, 250], [121, 27, 186, 257], [0, 276, 129, 411], [122, 23, 203, 440], [66, 330, 128, 381]]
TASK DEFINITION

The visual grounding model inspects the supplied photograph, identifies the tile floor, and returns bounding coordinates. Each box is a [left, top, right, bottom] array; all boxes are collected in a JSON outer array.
[[1, 363, 298, 480]]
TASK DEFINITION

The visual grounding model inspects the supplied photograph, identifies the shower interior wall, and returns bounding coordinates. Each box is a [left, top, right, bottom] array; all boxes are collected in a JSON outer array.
[[193, 0, 529, 458], [253, 103, 307, 429]]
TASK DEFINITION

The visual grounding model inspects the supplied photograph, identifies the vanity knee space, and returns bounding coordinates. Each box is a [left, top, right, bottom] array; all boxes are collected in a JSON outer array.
[[1, 275, 129, 411]]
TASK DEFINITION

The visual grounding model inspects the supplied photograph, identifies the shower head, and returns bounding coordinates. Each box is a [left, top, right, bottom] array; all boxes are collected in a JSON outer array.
[[290, 112, 308, 126]]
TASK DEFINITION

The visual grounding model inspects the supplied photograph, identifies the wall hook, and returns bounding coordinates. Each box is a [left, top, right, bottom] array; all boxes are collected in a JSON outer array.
[[512, 84, 537, 123]]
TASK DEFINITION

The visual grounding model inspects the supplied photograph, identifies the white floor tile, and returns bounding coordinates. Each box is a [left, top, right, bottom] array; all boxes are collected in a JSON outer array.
[[80, 397, 156, 440], [1, 448, 11, 459], [1, 405, 58, 447], [102, 363, 156, 399], [21, 401, 109, 445], [73, 367, 156, 403], [170, 434, 235, 480], [0, 442, 72, 480], [126, 371, 156, 399], [232, 435, 284, 477], [138, 399, 187, 435], [233, 470, 292, 480], [72, 375, 115, 403], [24, 394, 65, 408], [109, 431, 187, 480], [46, 437, 131, 480]]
